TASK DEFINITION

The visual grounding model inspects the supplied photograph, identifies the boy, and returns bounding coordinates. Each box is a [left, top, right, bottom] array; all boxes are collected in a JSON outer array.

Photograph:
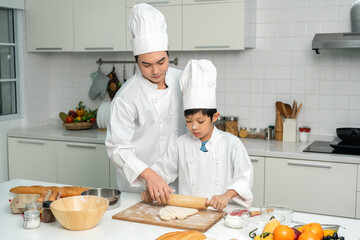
[[142, 59, 253, 210]]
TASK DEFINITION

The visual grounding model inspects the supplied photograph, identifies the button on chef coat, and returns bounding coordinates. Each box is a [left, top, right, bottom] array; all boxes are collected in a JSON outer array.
[[152, 127, 254, 208], [105, 67, 186, 193]]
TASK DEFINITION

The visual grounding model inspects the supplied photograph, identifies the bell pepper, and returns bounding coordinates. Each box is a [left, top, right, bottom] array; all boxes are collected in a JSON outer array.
[[76, 101, 86, 117], [90, 117, 96, 123]]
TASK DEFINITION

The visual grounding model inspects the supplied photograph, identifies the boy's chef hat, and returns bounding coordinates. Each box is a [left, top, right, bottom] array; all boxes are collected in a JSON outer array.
[[180, 59, 217, 110], [129, 3, 168, 56]]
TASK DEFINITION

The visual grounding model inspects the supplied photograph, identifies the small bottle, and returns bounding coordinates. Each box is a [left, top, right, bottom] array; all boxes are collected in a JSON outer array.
[[258, 128, 266, 139], [239, 127, 248, 138], [225, 116, 239, 137], [214, 116, 225, 131], [41, 201, 56, 223], [23, 209, 41, 229], [248, 128, 258, 139], [26, 202, 42, 217]]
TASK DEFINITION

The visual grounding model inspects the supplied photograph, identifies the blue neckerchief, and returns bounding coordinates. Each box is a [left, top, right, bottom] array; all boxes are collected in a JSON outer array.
[[200, 140, 209, 152]]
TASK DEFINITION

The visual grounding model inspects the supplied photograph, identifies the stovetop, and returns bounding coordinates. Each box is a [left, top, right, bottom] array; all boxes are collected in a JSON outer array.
[[303, 138, 360, 156]]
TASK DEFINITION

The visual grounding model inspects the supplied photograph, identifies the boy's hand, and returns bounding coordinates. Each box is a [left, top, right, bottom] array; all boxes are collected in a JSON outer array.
[[140, 168, 172, 204], [206, 190, 238, 211]]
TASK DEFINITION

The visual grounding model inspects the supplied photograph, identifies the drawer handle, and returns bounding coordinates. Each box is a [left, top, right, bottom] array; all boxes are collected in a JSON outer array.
[[35, 47, 62, 50], [66, 143, 96, 149], [288, 161, 332, 169], [144, 1, 170, 4], [84, 47, 114, 50], [195, 0, 222, 2], [251, 159, 258, 163], [194, 45, 230, 49], [17, 140, 45, 145]]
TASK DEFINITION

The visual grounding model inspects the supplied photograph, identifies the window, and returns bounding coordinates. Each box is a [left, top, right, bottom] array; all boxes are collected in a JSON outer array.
[[0, 8, 19, 118]]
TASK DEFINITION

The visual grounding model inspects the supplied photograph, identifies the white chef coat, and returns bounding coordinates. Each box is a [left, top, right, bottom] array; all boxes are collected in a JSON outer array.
[[152, 127, 254, 208], [105, 67, 186, 193]]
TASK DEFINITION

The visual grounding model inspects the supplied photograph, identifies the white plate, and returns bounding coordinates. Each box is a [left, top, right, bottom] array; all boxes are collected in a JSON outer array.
[[97, 103, 104, 129]]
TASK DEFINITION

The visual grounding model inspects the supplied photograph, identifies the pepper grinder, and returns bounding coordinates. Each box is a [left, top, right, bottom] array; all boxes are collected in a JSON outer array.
[[275, 109, 283, 141]]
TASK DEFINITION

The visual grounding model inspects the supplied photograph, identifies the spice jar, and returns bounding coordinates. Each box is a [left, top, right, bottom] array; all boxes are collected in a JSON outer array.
[[41, 201, 56, 223], [225, 116, 239, 137], [23, 209, 41, 229], [26, 202, 42, 217], [258, 128, 266, 139], [239, 127, 248, 138], [248, 128, 258, 139], [214, 116, 225, 131]]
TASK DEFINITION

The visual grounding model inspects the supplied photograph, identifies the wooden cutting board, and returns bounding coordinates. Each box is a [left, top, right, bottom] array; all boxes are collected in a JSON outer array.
[[112, 202, 224, 232]]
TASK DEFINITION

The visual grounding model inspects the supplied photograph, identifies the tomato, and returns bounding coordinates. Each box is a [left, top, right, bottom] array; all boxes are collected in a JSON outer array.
[[298, 231, 320, 240], [273, 225, 295, 240], [301, 223, 323, 239], [65, 116, 74, 123]]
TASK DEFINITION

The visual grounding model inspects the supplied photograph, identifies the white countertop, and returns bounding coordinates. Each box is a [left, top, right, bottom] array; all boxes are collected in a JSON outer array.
[[7, 123, 360, 164], [2, 179, 360, 240]]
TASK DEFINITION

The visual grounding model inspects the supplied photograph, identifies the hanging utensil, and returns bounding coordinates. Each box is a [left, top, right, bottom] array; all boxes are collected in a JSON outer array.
[[133, 64, 136, 75], [123, 65, 127, 83]]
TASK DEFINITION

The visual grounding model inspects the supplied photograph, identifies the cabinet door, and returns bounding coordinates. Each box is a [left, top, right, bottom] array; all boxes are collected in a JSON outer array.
[[126, 5, 182, 51], [25, 0, 73, 52], [250, 156, 264, 208], [110, 160, 118, 189], [183, 2, 244, 50], [126, 0, 182, 7], [56, 142, 109, 188], [357, 192, 360, 219], [74, 0, 126, 51], [265, 158, 357, 218], [8, 137, 57, 182]]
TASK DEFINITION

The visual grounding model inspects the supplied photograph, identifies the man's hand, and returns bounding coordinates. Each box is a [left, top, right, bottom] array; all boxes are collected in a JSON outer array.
[[140, 168, 172, 204], [141, 190, 152, 202], [205, 190, 238, 211]]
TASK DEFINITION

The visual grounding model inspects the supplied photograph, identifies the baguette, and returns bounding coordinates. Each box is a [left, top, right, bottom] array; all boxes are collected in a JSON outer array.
[[10, 185, 90, 198], [36, 190, 48, 203]]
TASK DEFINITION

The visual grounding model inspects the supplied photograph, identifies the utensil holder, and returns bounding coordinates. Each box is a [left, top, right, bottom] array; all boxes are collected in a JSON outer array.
[[283, 119, 297, 142]]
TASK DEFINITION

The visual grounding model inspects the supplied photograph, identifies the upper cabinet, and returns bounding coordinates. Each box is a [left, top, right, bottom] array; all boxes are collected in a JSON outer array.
[[26, 0, 74, 52], [25, 0, 256, 52], [74, 0, 126, 52]]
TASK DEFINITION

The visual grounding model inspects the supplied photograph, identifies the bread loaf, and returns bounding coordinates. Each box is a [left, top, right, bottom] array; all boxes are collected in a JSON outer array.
[[10, 185, 90, 198], [156, 231, 207, 240]]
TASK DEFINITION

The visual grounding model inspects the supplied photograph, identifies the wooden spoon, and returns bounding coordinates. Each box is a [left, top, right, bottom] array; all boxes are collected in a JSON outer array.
[[281, 103, 290, 118], [285, 103, 293, 119], [294, 103, 302, 119], [292, 100, 297, 119]]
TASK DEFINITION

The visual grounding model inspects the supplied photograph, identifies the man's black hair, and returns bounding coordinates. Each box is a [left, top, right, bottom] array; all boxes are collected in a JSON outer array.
[[184, 109, 217, 118], [134, 51, 169, 63]]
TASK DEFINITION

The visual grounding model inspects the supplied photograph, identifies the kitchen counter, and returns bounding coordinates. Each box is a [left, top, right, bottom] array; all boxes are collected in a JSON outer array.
[[7, 123, 360, 164], [2, 179, 360, 240]]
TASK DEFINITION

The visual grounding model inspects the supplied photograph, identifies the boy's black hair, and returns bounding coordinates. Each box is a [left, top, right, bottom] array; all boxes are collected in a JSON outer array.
[[134, 51, 169, 63], [184, 109, 217, 118]]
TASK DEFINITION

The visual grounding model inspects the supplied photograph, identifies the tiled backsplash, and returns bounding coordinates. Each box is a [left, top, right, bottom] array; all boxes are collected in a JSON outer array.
[[23, 0, 360, 135]]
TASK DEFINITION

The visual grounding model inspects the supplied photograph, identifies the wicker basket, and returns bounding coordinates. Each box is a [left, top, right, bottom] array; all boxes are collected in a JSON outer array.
[[62, 122, 94, 130]]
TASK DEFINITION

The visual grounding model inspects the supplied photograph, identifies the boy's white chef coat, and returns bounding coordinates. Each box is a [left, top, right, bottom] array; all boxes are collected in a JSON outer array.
[[152, 127, 254, 208], [105, 67, 186, 193]]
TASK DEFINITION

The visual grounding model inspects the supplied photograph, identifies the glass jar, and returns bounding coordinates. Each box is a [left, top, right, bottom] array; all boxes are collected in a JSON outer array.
[[26, 202, 42, 217], [248, 128, 258, 139], [239, 127, 248, 138], [214, 116, 225, 131], [41, 201, 56, 223], [258, 128, 266, 139], [225, 116, 239, 137], [23, 209, 41, 229]]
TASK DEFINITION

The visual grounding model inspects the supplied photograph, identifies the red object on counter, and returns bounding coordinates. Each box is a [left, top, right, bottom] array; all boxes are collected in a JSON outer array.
[[299, 127, 311, 132]]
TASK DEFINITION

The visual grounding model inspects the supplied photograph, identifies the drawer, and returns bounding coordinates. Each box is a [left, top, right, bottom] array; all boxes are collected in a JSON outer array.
[[183, 0, 242, 5], [126, 0, 181, 7]]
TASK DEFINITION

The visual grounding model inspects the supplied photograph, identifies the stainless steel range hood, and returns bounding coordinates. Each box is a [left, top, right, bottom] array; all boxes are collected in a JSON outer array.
[[312, 32, 360, 54]]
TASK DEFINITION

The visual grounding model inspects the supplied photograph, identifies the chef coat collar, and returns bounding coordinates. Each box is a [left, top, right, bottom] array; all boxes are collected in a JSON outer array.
[[190, 125, 221, 150], [138, 69, 171, 90]]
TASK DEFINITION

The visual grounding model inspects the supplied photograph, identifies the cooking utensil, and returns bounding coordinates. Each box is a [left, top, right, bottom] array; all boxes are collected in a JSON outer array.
[[281, 103, 290, 118], [276, 101, 284, 117], [336, 128, 360, 144], [285, 103, 293, 118], [292, 100, 297, 119], [123, 65, 126, 83], [167, 194, 208, 210], [81, 188, 121, 210], [294, 103, 302, 119]]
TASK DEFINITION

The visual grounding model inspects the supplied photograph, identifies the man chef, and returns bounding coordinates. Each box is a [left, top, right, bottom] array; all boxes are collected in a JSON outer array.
[[105, 3, 186, 203]]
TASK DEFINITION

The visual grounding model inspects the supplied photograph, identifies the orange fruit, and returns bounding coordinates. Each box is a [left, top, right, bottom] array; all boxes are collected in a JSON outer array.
[[301, 223, 324, 239], [298, 231, 321, 240], [273, 225, 295, 240]]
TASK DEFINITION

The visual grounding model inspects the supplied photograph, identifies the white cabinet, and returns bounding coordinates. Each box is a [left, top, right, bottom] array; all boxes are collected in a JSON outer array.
[[264, 157, 357, 218], [182, 0, 255, 51], [357, 192, 360, 219], [25, 0, 74, 52], [74, 0, 126, 51], [56, 142, 109, 188], [8, 137, 57, 182], [250, 156, 264, 208], [126, 1, 182, 51]]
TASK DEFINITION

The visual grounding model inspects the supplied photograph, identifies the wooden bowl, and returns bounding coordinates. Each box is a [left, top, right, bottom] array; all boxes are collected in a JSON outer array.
[[62, 122, 94, 130], [50, 196, 109, 231]]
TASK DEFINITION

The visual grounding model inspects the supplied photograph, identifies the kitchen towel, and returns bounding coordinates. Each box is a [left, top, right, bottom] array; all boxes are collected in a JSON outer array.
[[89, 70, 110, 100]]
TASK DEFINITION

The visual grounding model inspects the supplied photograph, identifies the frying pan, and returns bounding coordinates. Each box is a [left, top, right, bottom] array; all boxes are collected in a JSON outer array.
[[336, 128, 360, 144]]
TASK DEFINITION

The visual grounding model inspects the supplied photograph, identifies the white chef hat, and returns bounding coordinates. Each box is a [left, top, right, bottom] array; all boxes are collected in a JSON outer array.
[[129, 3, 168, 56], [180, 59, 217, 110]]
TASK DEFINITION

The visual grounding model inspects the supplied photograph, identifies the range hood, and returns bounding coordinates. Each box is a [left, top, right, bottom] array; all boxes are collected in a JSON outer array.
[[312, 32, 360, 54]]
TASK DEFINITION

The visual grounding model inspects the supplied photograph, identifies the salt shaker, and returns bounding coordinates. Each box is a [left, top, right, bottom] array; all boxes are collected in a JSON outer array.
[[23, 209, 41, 229]]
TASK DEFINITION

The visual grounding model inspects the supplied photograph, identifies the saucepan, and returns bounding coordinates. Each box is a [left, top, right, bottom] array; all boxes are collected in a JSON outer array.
[[336, 128, 360, 144], [81, 188, 121, 210]]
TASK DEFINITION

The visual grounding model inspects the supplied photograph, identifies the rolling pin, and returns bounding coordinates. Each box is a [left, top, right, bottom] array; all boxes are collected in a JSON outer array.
[[167, 194, 208, 210]]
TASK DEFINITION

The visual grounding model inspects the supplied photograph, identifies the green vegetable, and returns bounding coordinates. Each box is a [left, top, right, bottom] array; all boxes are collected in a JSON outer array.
[[59, 112, 68, 123]]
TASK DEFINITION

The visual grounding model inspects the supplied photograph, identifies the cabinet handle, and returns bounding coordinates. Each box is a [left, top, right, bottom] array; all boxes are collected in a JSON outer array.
[[287, 161, 332, 169], [66, 143, 97, 149], [35, 47, 62, 50], [144, 1, 170, 4], [17, 139, 45, 145], [194, 0, 223, 2], [194, 45, 230, 49], [84, 47, 114, 50], [251, 159, 258, 163]]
